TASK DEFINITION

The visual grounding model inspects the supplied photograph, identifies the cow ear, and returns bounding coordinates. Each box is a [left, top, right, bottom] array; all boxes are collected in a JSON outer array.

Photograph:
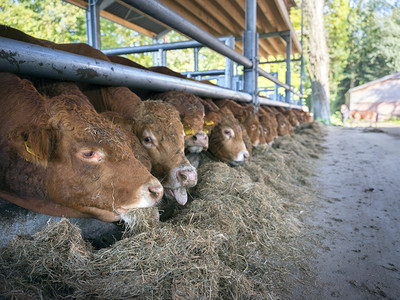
[[100, 111, 133, 132], [8, 125, 58, 168]]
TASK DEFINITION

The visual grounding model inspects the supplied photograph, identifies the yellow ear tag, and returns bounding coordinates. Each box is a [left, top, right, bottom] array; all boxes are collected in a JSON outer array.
[[204, 128, 210, 134], [184, 124, 194, 136], [24, 141, 40, 159], [204, 120, 214, 126]]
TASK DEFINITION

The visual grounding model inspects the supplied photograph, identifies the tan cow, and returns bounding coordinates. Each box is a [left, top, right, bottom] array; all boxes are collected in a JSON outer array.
[[350, 110, 378, 126], [0, 26, 197, 206], [214, 99, 264, 148], [259, 106, 279, 144], [267, 106, 294, 136], [0, 73, 163, 222], [200, 98, 249, 166], [275, 106, 300, 127], [150, 91, 208, 154]]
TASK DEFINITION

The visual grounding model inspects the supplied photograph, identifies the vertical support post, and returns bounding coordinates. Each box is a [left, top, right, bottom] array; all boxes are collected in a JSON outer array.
[[160, 49, 167, 66], [299, 0, 305, 106], [283, 31, 292, 104], [86, 0, 101, 49], [243, 0, 258, 106], [194, 47, 199, 72], [152, 37, 159, 66], [224, 36, 235, 89]]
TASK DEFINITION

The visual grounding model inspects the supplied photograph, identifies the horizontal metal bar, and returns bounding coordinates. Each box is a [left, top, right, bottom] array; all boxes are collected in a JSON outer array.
[[103, 37, 230, 55], [258, 68, 302, 97], [123, 0, 253, 68], [235, 30, 290, 41], [0, 37, 252, 102], [258, 67, 291, 90], [182, 70, 225, 76], [259, 58, 301, 64], [258, 96, 303, 110]]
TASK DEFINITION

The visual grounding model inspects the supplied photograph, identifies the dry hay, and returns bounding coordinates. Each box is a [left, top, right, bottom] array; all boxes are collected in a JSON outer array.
[[0, 122, 326, 300]]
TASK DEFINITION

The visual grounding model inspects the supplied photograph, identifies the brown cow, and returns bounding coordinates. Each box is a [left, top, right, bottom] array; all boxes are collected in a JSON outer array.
[[150, 91, 208, 154], [266, 106, 294, 136], [0, 26, 197, 206], [0, 73, 163, 222], [200, 98, 249, 166], [128, 100, 196, 205], [259, 106, 278, 144], [275, 106, 300, 127], [350, 110, 378, 126], [215, 99, 264, 148]]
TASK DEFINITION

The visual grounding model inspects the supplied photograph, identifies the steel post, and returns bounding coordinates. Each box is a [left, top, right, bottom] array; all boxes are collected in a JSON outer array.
[[243, 0, 258, 106], [86, 0, 101, 49], [283, 31, 292, 103], [224, 36, 235, 89]]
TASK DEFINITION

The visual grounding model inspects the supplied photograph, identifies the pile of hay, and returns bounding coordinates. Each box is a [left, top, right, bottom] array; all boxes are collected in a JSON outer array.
[[0, 122, 325, 299]]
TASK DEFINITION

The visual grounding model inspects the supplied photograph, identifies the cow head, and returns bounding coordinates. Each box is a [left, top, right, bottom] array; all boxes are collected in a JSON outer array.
[[259, 107, 278, 144], [275, 112, 294, 136], [129, 100, 197, 205], [151, 91, 208, 154], [207, 106, 250, 166], [4, 76, 163, 222], [215, 99, 263, 147], [240, 104, 264, 147]]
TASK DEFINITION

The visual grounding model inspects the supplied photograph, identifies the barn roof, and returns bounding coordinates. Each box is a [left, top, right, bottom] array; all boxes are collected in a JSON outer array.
[[65, 0, 301, 60], [348, 72, 400, 94]]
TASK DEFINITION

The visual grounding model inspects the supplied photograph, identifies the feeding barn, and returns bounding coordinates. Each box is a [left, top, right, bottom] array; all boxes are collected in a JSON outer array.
[[346, 72, 400, 121], [0, 0, 323, 298]]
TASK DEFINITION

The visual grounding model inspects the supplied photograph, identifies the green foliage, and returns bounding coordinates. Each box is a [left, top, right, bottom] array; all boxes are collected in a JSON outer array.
[[0, 0, 86, 42], [330, 110, 345, 126], [326, 0, 400, 113]]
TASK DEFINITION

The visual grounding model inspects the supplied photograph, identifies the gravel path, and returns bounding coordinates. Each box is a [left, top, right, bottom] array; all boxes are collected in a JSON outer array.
[[293, 125, 400, 299]]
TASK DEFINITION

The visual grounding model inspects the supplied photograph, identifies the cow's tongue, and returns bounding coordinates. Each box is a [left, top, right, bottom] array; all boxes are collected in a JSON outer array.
[[171, 187, 188, 205]]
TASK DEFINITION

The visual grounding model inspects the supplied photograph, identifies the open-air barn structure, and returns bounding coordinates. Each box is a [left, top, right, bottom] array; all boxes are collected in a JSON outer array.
[[346, 72, 400, 121], [0, 0, 304, 109]]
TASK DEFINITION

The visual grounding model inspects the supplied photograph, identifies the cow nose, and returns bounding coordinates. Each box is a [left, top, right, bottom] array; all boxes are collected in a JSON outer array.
[[243, 151, 250, 160], [176, 167, 197, 187], [148, 183, 163, 202], [193, 132, 208, 147]]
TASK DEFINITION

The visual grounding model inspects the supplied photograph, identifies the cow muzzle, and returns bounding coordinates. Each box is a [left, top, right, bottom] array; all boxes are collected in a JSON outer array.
[[176, 165, 197, 187], [115, 178, 163, 214], [163, 164, 197, 206], [186, 131, 209, 153]]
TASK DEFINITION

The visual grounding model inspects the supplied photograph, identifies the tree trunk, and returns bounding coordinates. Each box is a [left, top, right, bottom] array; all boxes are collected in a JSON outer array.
[[303, 0, 331, 122]]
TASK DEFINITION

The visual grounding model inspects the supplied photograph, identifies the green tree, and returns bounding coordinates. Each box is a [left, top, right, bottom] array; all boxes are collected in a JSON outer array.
[[326, 0, 400, 112]]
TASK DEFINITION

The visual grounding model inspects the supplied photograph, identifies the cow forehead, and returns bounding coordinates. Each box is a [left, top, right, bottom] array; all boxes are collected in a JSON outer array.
[[50, 96, 132, 155]]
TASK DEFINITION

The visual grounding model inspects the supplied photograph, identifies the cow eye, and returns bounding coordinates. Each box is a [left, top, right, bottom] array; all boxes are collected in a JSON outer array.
[[143, 137, 152, 144], [223, 129, 233, 139], [78, 149, 104, 163]]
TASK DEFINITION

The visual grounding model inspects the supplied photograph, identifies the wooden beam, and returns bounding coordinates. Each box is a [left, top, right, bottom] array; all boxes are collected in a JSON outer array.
[[100, 10, 155, 36], [274, 0, 302, 53], [193, 0, 242, 34], [65, 0, 157, 36], [161, 0, 224, 35]]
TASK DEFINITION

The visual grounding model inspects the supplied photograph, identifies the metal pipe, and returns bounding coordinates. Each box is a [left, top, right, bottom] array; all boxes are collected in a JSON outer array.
[[0, 37, 252, 102], [259, 58, 301, 64], [194, 47, 199, 72], [86, 0, 101, 49], [122, 0, 253, 68], [258, 97, 303, 109], [103, 37, 231, 55], [243, 0, 258, 106], [182, 70, 225, 76], [284, 32, 292, 103], [224, 36, 235, 89]]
